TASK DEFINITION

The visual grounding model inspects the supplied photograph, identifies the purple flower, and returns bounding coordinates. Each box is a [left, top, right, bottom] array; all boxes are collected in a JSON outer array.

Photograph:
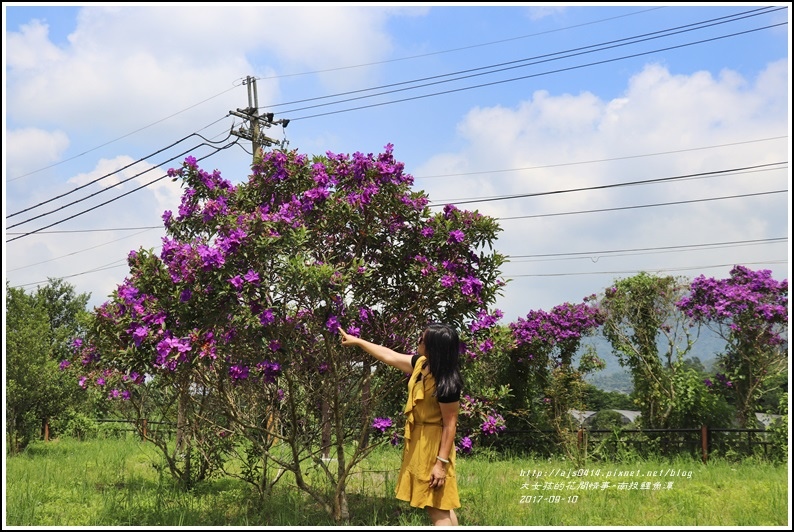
[[229, 275, 244, 290], [421, 226, 434, 238], [257, 360, 282, 383], [132, 325, 149, 347], [243, 269, 260, 285], [326, 315, 341, 332], [447, 230, 465, 244], [443, 204, 459, 219], [359, 307, 374, 322], [372, 417, 393, 433], [481, 414, 506, 435], [96, 377, 106, 386], [440, 274, 457, 288], [59, 360, 71, 371], [260, 308, 275, 326], [229, 365, 250, 381], [458, 436, 473, 454]]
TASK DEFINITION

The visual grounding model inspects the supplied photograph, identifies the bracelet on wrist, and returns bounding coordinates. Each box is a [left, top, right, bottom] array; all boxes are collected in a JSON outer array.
[[436, 455, 449, 464]]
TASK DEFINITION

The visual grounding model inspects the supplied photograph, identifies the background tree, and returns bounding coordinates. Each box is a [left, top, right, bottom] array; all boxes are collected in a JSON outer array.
[[507, 297, 605, 463], [6, 280, 92, 452], [34, 279, 93, 434], [678, 266, 788, 427], [581, 383, 634, 411], [599, 272, 720, 429], [6, 284, 51, 452]]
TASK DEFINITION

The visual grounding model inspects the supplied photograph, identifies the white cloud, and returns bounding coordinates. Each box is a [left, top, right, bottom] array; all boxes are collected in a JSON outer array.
[[416, 60, 788, 319], [5, 128, 70, 179], [5, 5, 411, 133], [67, 155, 183, 219], [5, 19, 65, 70]]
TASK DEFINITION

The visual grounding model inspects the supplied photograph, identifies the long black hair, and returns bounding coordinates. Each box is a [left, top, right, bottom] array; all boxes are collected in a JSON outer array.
[[422, 322, 463, 400]]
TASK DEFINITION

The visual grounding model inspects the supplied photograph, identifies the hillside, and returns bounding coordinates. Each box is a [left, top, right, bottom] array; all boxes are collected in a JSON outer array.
[[582, 328, 727, 394]]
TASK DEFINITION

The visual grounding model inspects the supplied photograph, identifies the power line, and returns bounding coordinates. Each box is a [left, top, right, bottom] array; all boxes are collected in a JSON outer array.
[[414, 136, 788, 180], [6, 137, 234, 230], [12, 260, 131, 289], [5, 226, 162, 235], [7, 91, 240, 182], [4, 7, 674, 184], [10, 8, 782, 227], [428, 162, 787, 206], [265, 7, 781, 114], [507, 237, 787, 261], [13, 255, 787, 293], [284, 21, 785, 122], [7, 228, 161, 272], [7, 128, 234, 220], [503, 259, 788, 278], [497, 189, 787, 221], [253, 6, 667, 82], [6, 141, 238, 242]]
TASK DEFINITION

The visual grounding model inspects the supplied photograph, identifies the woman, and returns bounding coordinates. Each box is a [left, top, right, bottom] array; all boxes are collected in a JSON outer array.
[[338, 323, 462, 526]]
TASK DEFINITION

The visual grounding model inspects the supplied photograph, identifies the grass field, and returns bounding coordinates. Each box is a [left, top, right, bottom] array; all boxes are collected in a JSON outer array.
[[4, 436, 790, 527]]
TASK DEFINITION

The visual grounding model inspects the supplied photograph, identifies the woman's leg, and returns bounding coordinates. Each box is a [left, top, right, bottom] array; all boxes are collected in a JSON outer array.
[[426, 506, 458, 526]]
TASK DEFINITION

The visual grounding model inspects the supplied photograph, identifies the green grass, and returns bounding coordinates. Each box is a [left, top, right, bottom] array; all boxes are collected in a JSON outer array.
[[5, 436, 790, 526]]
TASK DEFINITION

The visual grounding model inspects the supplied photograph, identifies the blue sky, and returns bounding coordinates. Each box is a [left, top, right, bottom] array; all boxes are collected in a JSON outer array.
[[3, 3, 791, 326]]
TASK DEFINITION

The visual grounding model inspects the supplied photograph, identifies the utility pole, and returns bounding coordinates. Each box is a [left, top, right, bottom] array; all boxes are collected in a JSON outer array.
[[230, 75, 290, 165]]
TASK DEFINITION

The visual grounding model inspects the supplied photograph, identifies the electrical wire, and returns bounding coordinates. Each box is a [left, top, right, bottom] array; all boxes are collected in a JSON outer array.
[[428, 162, 787, 206], [263, 7, 782, 114], [6, 139, 239, 242], [507, 237, 787, 262], [283, 21, 787, 121], [496, 189, 787, 221], [413, 136, 788, 180], [7, 128, 235, 221], [252, 6, 668, 81], [7, 90, 241, 182]]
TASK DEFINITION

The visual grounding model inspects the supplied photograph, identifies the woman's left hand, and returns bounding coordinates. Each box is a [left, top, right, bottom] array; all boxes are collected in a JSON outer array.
[[429, 461, 447, 490]]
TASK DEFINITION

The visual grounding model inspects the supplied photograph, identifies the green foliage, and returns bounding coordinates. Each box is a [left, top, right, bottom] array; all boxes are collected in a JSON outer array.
[[600, 272, 712, 429], [766, 393, 788, 464], [6, 279, 95, 452], [6, 283, 55, 451], [49, 411, 101, 440], [587, 410, 627, 431], [582, 384, 634, 411], [666, 364, 734, 428]]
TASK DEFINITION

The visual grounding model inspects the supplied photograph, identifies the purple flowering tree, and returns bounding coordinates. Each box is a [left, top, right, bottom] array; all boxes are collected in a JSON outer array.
[[69, 145, 507, 522], [453, 312, 514, 453], [507, 297, 605, 464], [677, 266, 788, 427]]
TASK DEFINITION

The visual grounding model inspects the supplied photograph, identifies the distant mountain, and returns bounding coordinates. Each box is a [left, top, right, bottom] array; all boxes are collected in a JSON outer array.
[[580, 327, 727, 393]]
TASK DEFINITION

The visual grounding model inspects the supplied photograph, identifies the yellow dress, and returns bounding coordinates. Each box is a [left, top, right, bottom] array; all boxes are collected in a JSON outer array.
[[395, 355, 460, 510]]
